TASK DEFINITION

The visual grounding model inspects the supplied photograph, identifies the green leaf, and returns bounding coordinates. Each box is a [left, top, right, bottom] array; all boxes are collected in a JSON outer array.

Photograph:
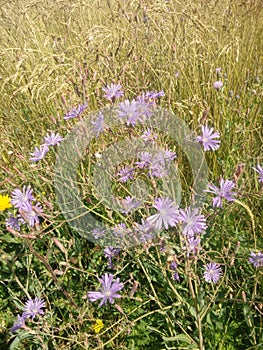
[[0, 234, 20, 243], [9, 332, 32, 350]]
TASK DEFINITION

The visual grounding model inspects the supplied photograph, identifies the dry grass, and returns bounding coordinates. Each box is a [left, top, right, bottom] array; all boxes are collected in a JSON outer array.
[[0, 0, 262, 194]]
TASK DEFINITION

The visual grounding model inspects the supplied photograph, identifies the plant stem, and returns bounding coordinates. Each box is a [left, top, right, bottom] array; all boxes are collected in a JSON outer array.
[[187, 260, 205, 350]]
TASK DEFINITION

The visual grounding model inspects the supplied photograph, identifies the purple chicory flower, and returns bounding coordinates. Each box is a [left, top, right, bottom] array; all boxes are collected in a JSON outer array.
[[172, 272, 180, 281], [205, 178, 236, 208], [92, 227, 105, 239], [30, 144, 49, 162], [64, 102, 88, 120], [87, 273, 124, 307], [104, 246, 120, 268], [43, 132, 64, 147], [169, 261, 178, 270], [134, 220, 155, 243], [22, 297, 45, 320], [112, 223, 130, 239], [204, 262, 223, 283], [136, 101, 153, 120], [148, 152, 168, 178], [141, 128, 158, 143], [11, 185, 35, 209], [196, 125, 221, 151], [10, 314, 26, 333], [91, 112, 107, 137], [213, 80, 223, 90], [136, 90, 164, 106], [145, 90, 165, 103], [178, 207, 207, 237], [120, 196, 141, 214], [103, 83, 124, 101], [135, 152, 152, 169], [253, 165, 263, 183], [19, 202, 43, 227], [184, 236, 201, 256], [104, 247, 120, 259], [117, 99, 142, 126], [249, 251, 263, 267], [163, 150, 177, 162], [146, 197, 179, 230], [6, 214, 21, 231], [117, 166, 135, 182]]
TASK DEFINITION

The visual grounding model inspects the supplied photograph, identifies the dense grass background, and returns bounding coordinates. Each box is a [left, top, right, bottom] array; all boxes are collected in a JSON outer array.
[[0, 0, 262, 349]]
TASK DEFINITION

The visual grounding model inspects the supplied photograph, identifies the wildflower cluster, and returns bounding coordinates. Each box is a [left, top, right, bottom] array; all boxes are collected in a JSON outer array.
[[11, 297, 45, 333], [3, 82, 262, 345], [30, 132, 63, 162], [63, 102, 88, 120], [6, 185, 44, 229]]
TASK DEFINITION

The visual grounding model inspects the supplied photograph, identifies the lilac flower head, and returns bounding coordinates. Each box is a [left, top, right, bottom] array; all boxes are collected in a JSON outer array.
[[249, 251, 263, 267], [141, 128, 158, 143], [135, 152, 152, 169], [103, 83, 124, 101], [178, 207, 207, 237], [64, 102, 87, 120], [184, 236, 201, 256], [169, 261, 178, 270], [136, 101, 153, 120], [172, 272, 180, 281], [136, 90, 164, 106], [112, 223, 131, 240], [117, 99, 142, 126], [145, 90, 165, 103], [215, 67, 222, 74], [11, 185, 35, 209], [104, 246, 120, 268], [30, 144, 49, 162], [136, 92, 149, 104], [117, 166, 135, 182], [104, 246, 120, 259], [87, 273, 124, 307], [196, 125, 221, 151], [43, 132, 64, 147], [22, 297, 45, 320], [92, 227, 105, 239], [147, 197, 179, 230], [253, 165, 263, 183], [6, 214, 21, 231], [148, 153, 168, 178], [10, 314, 26, 333], [134, 219, 155, 243], [205, 178, 236, 208], [204, 262, 222, 283], [213, 80, 223, 90], [120, 196, 141, 214], [91, 112, 107, 137], [19, 202, 43, 227], [163, 150, 177, 162]]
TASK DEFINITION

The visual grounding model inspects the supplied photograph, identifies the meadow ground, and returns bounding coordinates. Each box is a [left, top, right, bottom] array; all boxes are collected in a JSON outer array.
[[0, 0, 262, 349]]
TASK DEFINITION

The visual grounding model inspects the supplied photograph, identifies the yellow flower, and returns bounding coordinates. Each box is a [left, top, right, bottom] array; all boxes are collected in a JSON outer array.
[[0, 194, 12, 211], [93, 319, 104, 333]]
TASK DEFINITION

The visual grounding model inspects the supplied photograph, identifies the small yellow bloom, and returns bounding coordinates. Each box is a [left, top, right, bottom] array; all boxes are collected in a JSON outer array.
[[0, 194, 12, 211], [93, 319, 104, 333]]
